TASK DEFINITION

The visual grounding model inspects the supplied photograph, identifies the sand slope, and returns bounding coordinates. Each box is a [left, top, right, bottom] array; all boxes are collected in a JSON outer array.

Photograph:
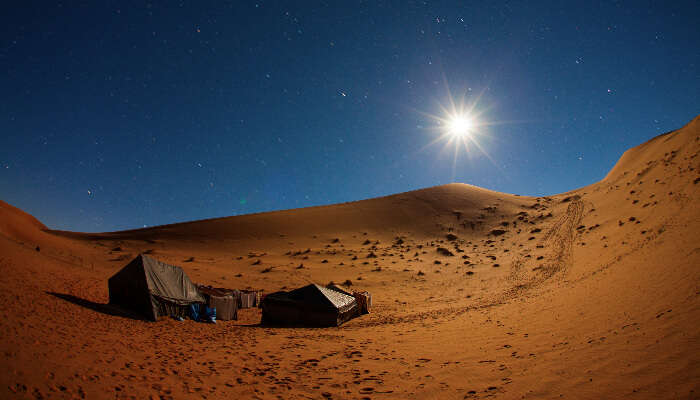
[[0, 115, 698, 399]]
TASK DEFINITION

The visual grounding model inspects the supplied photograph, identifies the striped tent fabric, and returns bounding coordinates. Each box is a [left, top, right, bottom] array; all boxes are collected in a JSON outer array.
[[353, 291, 372, 314], [237, 290, 263, 308]]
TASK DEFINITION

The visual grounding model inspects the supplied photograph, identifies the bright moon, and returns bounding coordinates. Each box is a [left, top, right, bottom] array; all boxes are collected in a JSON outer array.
[[447, 115, 474, 138]]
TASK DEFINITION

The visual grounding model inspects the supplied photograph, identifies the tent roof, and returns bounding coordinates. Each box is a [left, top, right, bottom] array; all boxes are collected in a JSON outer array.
[[315, 285, 356, 310], [130, 254, 204, 304], [285, 284, 356, 310]]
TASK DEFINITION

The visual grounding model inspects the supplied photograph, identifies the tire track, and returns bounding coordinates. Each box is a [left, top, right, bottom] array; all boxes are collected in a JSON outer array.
[[351, 199, 586, 328], [539, 198, 584, 279], [506, 198, 584, 294]]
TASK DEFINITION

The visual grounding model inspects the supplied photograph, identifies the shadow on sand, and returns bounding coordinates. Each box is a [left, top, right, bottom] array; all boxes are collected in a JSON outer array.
[[46, 293, 335, 327], [46, 292, 148, 321]]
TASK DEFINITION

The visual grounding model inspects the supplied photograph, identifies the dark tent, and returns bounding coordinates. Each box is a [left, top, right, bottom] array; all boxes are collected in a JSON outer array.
[[108, 254, 205, 321], [261, 284, 360, 327]]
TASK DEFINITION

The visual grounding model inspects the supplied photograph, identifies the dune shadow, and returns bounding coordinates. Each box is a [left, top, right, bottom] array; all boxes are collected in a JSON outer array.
[[46, 292, 148, 321]]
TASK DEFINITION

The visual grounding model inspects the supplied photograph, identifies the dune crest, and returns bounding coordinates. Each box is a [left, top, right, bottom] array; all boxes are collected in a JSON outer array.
[[0, 200, 47, 240]]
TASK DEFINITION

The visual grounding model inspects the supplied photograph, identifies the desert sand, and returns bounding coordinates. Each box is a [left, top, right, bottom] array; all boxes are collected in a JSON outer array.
[[1, 115, 699, 399]]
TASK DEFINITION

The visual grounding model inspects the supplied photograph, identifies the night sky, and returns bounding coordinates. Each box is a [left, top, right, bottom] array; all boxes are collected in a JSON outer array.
[[2, 2, 698, 232]]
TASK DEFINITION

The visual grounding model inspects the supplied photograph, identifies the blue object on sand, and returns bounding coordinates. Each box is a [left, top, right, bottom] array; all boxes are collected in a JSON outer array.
[[203, 306, 216, 323], [189, 303, 200, 321]]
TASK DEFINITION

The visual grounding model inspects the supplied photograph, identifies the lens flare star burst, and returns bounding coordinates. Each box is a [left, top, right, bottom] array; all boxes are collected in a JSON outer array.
[[417, 86, 496, 181]]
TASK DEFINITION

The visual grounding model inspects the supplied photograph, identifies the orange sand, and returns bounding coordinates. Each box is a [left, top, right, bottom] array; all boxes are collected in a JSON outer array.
[[1, 115, 699, 399]]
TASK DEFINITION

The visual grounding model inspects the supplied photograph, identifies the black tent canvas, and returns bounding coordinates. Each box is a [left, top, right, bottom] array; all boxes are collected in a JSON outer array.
[[261, 284, 360, 327], [108, 254, 205, 321]]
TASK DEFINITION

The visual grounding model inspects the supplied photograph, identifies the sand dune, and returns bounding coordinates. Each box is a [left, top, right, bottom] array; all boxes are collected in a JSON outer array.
[[0, 115, 698, 399]]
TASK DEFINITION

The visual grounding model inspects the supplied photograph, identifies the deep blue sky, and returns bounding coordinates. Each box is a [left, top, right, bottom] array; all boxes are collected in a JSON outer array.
[[1, 1, 698, 232]]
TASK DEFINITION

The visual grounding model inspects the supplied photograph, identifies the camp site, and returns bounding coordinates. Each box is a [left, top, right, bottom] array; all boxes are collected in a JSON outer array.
[[108, 254, 371, 326]]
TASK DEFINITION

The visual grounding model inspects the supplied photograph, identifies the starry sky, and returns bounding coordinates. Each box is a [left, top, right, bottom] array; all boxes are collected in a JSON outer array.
[[1, 1, 699, 232]]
